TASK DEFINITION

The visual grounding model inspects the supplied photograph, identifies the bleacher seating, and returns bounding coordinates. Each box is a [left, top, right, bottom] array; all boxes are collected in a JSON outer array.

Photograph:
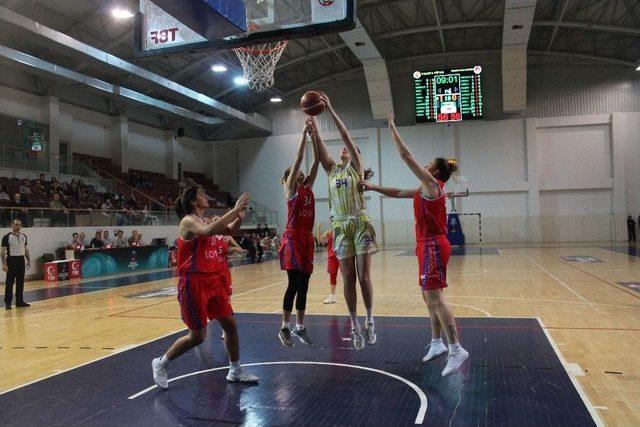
[[73, 154, 230, 209]]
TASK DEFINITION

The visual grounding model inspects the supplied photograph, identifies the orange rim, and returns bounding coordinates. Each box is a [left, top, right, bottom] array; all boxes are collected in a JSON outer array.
[[234, 40, 288, 55]]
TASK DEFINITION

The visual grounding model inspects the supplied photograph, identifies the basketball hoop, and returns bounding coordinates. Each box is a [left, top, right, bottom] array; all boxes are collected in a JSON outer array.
[[233, 40, 288, 91]]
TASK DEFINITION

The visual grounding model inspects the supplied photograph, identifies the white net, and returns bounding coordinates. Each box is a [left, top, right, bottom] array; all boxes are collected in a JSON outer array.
[[233, 40, 288, 91]]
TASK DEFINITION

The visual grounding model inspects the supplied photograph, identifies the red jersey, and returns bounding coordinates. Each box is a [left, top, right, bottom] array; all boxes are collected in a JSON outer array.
[[285, 184, 315, 232], [177, 216, 228, 274], [413, 180, 447, 240]]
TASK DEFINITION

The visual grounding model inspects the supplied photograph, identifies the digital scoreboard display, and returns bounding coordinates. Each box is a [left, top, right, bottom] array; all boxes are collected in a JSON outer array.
[[413, 66, 483, 123]]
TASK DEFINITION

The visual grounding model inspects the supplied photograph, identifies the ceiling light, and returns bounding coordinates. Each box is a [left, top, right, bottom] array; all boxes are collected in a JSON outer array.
[[112, 7, 134, 19], [270, 97, 282, 103], [234, 76, 248, 86], [211, 64, 227, 73]]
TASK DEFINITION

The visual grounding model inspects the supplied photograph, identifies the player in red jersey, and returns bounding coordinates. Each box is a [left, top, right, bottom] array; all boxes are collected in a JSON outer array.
[[277, 118, 319, 346], [151, 185, 258, 389], [360, 112, 469, 377], [206, 218, 247, 297], [317, 224, 339, 304]]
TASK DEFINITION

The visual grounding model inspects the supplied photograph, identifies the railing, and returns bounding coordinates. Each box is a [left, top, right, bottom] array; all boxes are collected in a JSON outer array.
[[0, 145, 96, 177], [1, 207, 175, 227], [80, 161, 168, 210], [227, 194, 279, 227], [0, 206, 278, 230]]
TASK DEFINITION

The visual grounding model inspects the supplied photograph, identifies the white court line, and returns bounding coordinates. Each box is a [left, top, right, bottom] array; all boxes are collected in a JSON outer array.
[[497, 249, 502, 256], [129, 361, 428, 424], [528, 257, 593, 306], [537, 318, 604, 427], [0, 327, 186, 396], [448, 303, 492, 317]]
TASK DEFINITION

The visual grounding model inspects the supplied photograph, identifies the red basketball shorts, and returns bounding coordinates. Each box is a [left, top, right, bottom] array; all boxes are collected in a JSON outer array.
[[416, 234, 451, 291], [177, 272, 233, 330], [279, 229, 314, 274], [327, 256, 339, 285]]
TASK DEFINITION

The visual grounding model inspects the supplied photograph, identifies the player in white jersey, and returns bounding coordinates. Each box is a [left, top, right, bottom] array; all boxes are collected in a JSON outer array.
[[310, 94, 378, 350]]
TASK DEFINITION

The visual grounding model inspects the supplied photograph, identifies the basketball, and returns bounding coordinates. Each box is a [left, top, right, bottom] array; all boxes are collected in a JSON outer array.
[[300, 91, 325, 116]]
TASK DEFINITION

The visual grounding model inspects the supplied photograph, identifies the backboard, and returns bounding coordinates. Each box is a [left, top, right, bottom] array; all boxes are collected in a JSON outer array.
[[135, 0, 356, 58]]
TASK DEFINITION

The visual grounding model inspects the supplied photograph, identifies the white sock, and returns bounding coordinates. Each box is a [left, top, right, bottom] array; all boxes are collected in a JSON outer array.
[[229, 361, 241, 370], [431, 337, 443, 345], [281, 321, 290, 330], [160, 354, 170, 366], [448, 343, 461, 353], [296, 323, 305, 331], [349, 311, 360, 330], [365, 307, 374, 325]]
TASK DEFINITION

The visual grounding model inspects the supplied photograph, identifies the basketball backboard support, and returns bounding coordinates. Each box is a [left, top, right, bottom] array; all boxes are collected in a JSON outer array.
[[135, 0, 356, 58]]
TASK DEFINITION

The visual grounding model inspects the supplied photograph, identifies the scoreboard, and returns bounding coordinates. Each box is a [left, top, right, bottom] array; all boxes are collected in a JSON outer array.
[[413, 66, 483, 123]]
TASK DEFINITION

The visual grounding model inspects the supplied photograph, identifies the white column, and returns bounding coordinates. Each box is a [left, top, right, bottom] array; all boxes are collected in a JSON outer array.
[[165, 130, 178, 180], [42, 96, 60, 174], [110, 116, 129, 172], [525, 118, 541, 242], [611, 113, 630, 241]]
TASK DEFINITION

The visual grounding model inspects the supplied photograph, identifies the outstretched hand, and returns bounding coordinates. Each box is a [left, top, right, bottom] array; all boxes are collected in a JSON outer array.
[[318, 92, 332, 111], [305, 116, 317, 135], [233, 192, 250, 213], [358, 180, 374, 192]]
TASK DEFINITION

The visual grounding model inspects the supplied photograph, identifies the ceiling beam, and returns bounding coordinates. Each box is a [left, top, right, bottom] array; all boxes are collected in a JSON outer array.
[[547, 0, 571, 51], [339, 19, 393, 119], [431, 0, 447, 52], [0, 5, 272, 132], [0, 44, 226, 126]]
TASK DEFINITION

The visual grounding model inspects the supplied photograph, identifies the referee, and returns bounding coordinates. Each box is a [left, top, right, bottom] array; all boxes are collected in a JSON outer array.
[[1, 219, 31, 310]]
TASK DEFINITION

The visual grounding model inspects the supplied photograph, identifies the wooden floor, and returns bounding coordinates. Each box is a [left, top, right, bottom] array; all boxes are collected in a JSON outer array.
[[1, 244, 639, 426]]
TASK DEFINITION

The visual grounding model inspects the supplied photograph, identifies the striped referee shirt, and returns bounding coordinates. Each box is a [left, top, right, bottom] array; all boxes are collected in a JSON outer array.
[[1, 232, 28, 257]]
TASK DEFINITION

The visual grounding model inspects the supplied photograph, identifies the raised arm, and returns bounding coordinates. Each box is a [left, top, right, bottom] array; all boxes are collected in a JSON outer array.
[[285, 125, 308, 199], [321, 93, 362, 172], [304, 116, 320, 187], [388, 112, 438, 185], [226, 207, 245, 235], [360, 180, 416, 199], [308, 111, 334, 172], [180, 193, 249, 239]]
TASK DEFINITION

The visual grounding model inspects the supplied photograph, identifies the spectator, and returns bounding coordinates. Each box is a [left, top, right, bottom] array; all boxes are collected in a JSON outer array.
[[78, 232, 87, 249], [628, 215, 636, 242], [66, 232, 83, 250], [253, 234, 263, 263], [89, 231, 104, 249], [246, 206, 255, 223], [10, 193, 31, 227], [102, 230, 112, 247], [31, 180, 45, 195], [38, 173, 49, 191], [49, 177, 61, 195], [18, 180, 31, 196], [0, 185, 10, 201], [49, 193, 68, 227], [113, 230, 127, 248], [101, 198, 113, 211], [239, 233, 256, 262], [128, 230, 138, 246]]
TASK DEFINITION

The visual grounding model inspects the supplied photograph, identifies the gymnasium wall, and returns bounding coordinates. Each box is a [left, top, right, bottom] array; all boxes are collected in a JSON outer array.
[[255, 56, 640, 135], [0, 84, 212, 177], [213, 111, 640, 245], [0, 225, 178, 281]]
